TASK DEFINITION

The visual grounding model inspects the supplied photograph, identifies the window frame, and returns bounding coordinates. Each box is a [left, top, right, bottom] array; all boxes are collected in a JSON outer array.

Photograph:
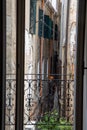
[[15, 0, 25, 130], [0, 0, 6, 130], [75, 0, 86, 130]]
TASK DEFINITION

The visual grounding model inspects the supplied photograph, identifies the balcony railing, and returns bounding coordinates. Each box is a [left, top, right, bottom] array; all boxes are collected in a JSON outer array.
[[5, 74, 74, 129]]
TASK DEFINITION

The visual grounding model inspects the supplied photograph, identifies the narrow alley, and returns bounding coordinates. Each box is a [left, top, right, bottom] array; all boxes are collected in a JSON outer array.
[[0, 0, 87, 130]]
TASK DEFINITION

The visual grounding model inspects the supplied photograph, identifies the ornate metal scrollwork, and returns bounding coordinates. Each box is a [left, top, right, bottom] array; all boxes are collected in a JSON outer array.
[[5, 74, 74, 129]]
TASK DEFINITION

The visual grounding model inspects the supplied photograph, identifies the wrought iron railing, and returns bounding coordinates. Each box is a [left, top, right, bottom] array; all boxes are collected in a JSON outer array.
[[5, 74, 16, 130], [5, 74, 74, 130]]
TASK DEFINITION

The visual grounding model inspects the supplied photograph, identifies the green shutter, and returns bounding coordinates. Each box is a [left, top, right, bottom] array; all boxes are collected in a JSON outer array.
[[44, 15, 49, 39], [38, 9, 43, 37], [48, 18, 51, 39], [38, 10, 53, 39], [30, 0, 36, 34], [49, 18, 53, 39]]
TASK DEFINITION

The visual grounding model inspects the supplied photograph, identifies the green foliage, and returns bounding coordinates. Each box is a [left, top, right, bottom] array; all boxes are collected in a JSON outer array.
[[36, 110, 72, 130]]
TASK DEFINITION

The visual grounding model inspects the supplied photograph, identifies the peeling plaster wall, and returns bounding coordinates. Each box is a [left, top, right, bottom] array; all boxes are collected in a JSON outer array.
[[6, 0, 16, 130], [6, 0, 16, 74], [67, 0, 77, 123], [6, 0, 61, 127], [67, 0, 77, 74], [59, 0, 77, 123]]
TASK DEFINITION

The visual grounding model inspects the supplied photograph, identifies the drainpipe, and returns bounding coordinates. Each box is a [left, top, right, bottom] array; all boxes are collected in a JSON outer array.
[[63, 0, 70, 81], [39, 0, 44, 97], [51, 12, 55, 74]]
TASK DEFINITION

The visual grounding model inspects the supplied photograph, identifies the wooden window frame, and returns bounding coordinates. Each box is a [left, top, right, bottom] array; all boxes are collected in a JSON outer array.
[[0, 0, 6, 130], [0, 0, 86, 130], [16, 0, 25, 130], [0, 0, 25, 130], [75, 0, 86, 130]]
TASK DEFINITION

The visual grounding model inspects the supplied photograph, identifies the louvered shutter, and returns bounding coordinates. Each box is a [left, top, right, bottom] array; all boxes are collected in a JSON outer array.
[[49, 18, 53, 39], [38, 9, 43, 37], [30, 0, 36, 34], [44, 15, 49, 39]]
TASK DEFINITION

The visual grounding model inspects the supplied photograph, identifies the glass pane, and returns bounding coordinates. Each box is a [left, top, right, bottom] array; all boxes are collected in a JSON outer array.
[[5, 0, 16, 130], [24, 1, 40, 129], [23, 0, 78, 130]]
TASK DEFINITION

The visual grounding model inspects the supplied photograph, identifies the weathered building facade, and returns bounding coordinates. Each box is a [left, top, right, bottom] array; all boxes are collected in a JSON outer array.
[[6, 0, 60, 130], [1, 0, 87, 130], [59, 0, 77, 123], [6, 0, 77, 129]]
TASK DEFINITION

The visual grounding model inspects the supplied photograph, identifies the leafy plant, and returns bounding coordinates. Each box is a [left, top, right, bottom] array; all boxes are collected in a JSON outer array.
[[36, 110, 72, 130]]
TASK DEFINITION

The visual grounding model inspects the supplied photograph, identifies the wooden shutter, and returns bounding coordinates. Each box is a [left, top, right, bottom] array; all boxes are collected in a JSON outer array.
[[30, 0, 36, 34], [44, 15, 49, 39], [38, 9, 43, 37]]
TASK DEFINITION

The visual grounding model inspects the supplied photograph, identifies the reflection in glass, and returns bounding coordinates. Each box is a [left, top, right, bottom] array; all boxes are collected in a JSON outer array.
[[5, 0, 16, 130]]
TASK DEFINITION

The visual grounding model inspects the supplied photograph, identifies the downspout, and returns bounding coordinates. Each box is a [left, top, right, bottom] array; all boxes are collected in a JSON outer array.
[[40, 0, 44, 97], [52, 13, 56, 74]]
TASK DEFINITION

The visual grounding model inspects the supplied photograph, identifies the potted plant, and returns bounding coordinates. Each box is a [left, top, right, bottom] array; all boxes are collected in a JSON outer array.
[[36, 110, 72, 130]]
